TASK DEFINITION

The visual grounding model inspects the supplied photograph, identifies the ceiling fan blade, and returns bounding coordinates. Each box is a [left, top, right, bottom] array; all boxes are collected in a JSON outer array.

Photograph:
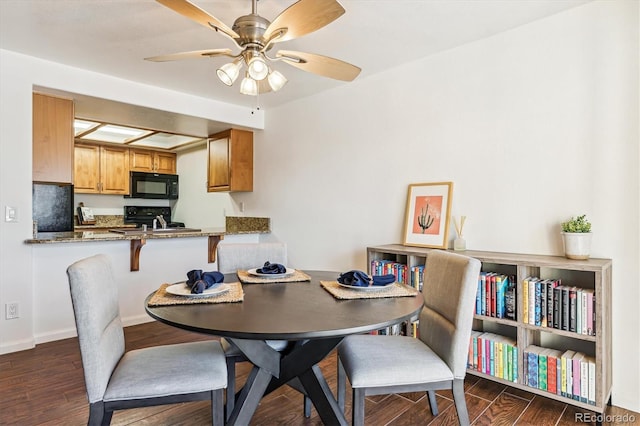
[[263, 0, 345, 44], [145, 48, 234, 62], [276, 50, 361, 82], [156, 0, 238, 39]]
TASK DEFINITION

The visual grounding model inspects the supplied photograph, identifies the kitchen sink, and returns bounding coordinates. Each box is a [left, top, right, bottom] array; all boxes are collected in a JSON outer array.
[[109, 228, 201, 235]]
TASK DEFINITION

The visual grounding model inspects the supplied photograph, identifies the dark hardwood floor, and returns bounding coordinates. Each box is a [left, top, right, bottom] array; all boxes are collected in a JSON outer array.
[[0, 321, 636, 425]]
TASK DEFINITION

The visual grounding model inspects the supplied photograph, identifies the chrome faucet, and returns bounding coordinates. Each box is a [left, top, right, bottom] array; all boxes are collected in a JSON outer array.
[[153, 215, 167, 230]]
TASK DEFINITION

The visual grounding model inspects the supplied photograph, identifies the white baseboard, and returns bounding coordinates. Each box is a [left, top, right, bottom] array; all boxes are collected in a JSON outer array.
[[4, 315, 157, 354], [121, 314, 154, 327], [35, 327, 77, 344], [0, 337, 36, 355]]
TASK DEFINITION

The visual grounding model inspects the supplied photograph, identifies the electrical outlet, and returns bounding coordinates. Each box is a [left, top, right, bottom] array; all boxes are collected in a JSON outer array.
[[5, 302, 19, 320], [5, 206, 17, 222]]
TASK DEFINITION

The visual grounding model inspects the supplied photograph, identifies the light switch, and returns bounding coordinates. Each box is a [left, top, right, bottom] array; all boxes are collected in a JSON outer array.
[[5, 206, 17, 222]]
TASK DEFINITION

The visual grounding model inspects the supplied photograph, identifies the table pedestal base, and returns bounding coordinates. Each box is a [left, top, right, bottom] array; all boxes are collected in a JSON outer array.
[[228, 337, 347, 426]]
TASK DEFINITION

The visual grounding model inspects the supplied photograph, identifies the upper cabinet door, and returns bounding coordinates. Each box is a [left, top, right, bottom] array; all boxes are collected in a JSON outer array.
[[73, 144, 100, 193], [207, 129, 253, 192], [154, 151, 177, 174], [74, 144, 129, 194], [208, 136, 230, 190], [100, 146, 129, 194], [32, 93, 74, 183], [130, 149, 176, 174]]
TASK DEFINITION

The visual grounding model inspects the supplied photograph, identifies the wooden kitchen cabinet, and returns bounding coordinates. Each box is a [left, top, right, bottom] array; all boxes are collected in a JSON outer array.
[[207, 129, 253, 192], [32, 93, 74, 183], [74, 143, 129, 194], [129, 148, 176, 174]]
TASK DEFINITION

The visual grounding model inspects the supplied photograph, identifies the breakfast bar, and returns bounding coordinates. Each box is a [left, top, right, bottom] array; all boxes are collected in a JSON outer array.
[[25, 228, 226, 271]]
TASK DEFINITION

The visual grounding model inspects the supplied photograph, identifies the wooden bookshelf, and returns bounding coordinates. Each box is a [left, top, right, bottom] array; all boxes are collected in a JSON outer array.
[[367, 244, 612, 414]]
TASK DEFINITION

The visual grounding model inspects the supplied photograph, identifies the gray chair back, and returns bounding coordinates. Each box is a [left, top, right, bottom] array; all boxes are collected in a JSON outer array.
[[217, 242, 287, 273], [418, 250, 481, 379], [67, 254, 125, 403]]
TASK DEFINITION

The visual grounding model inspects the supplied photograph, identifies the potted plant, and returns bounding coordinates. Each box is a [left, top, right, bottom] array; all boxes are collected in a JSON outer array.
[[561, 214, 592, 259]]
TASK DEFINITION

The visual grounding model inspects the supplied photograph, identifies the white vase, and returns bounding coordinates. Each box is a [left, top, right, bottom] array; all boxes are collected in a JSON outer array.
[[561, 232, 592, 260]]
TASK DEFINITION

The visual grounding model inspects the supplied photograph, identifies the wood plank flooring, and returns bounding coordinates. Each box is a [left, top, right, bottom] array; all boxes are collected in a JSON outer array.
[[1, 321, 637, 425]]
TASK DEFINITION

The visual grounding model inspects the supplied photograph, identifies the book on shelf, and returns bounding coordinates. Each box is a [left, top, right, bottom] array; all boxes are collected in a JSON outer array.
[[587, 356, 596, 405], [561, 349, 576, 398], [468, 332, 517, 383], [569, 287, 578, 333], [546, 279, 559, 328], [546, 348, 563, 395], [525, 345, 541, 388], [475, 272, 514, 321], [505, 276, 517, 320], [561, 286, 570, 332], [572, 352, 585, 401], [522, 276, 529, 324], [528, 277, 538, 325], [553, 285, 562, 329]]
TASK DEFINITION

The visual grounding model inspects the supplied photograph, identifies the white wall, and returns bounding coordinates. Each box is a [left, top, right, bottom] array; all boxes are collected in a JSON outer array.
[[0, 49, 263, 353], [234, 1, 640, 412], [1, 0, 638, 413], [172, 144, 239, 228]]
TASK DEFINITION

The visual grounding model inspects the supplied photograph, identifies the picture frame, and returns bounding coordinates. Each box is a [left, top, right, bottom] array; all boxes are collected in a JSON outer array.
[[402, 182, 453, 249]]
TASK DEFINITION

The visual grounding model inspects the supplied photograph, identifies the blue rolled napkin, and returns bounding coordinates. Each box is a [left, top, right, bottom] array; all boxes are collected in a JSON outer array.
[[337, 270, 395, 287], [257, 261, 287, 274], [186, 269, 224, 294]]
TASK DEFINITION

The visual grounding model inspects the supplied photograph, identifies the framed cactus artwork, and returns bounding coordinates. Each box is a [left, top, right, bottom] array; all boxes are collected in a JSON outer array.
[[402, 182, 453, 249]]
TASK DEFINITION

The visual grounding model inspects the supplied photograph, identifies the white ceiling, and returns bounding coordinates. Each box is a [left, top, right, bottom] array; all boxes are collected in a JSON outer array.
[[1, 0, 591, 131]]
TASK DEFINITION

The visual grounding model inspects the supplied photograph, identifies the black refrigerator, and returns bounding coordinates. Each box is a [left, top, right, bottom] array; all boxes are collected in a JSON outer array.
[[32, 183, 74, 232]]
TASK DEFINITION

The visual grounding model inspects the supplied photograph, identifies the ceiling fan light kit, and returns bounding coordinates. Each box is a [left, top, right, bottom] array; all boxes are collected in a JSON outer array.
[[146, 0, 361, 96], [240, 73, 259, 96], [216, 58, 242, 86], [246, 54, 269, 81]]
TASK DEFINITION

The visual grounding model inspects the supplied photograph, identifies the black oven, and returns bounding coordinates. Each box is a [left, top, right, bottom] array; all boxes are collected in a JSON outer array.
[[128, 172, 178, 199]]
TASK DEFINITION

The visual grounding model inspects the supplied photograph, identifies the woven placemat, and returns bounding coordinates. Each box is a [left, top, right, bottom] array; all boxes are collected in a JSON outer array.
[[320, 281, 419, 300], [237, 269, 311, 284], [148, 282, 244, 306]]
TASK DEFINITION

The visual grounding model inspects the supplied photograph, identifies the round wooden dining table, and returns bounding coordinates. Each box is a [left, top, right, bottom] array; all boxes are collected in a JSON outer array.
[[145, 270, 424, 426]]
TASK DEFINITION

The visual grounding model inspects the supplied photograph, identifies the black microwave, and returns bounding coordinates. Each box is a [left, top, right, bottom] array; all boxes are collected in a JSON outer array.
[[128, 172, 179, 199]]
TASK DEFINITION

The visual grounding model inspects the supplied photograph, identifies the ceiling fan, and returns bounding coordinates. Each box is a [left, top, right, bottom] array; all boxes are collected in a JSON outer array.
[[145, 0, 361, 96]]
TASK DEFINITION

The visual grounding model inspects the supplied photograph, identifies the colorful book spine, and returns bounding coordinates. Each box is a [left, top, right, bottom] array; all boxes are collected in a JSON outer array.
[[534, 280, 542, 326], [553, 285, 562, 329], [546, 279, 557, 328], [587, 356, 596, 405], [528, 278, 537, 325], [585, 289, 594, 335], [538, 348, 548, 391], [547, 351, 558, 394], [572, 352, 583, 401], [505, 276, 517, 321], [522, 277, 529, 324], [527, 346, 539, 388]]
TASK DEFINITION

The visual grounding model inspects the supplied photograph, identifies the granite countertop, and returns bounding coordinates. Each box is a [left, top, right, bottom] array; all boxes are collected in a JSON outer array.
[[25, 227, 226, 244], [225, 216, 270, 234], [26, 216, 271, 244]]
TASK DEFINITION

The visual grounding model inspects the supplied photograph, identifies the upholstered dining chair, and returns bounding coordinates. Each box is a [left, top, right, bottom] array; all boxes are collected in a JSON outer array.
[[337, 250, 481, 426], [67, 254, 227, 426], [216, 242, 312, 418]]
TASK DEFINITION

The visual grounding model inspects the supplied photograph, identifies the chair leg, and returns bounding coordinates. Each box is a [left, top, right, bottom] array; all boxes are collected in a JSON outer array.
[[88, 401, 108, 426], [337, 357, 346, 412], [427, 390, 439, 416], [352, 387, 366, 426], [225, 357, 236, 420], [303, 395, 312, 417], [452, 378, 470, 426], [212, 388, 225, 426]]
